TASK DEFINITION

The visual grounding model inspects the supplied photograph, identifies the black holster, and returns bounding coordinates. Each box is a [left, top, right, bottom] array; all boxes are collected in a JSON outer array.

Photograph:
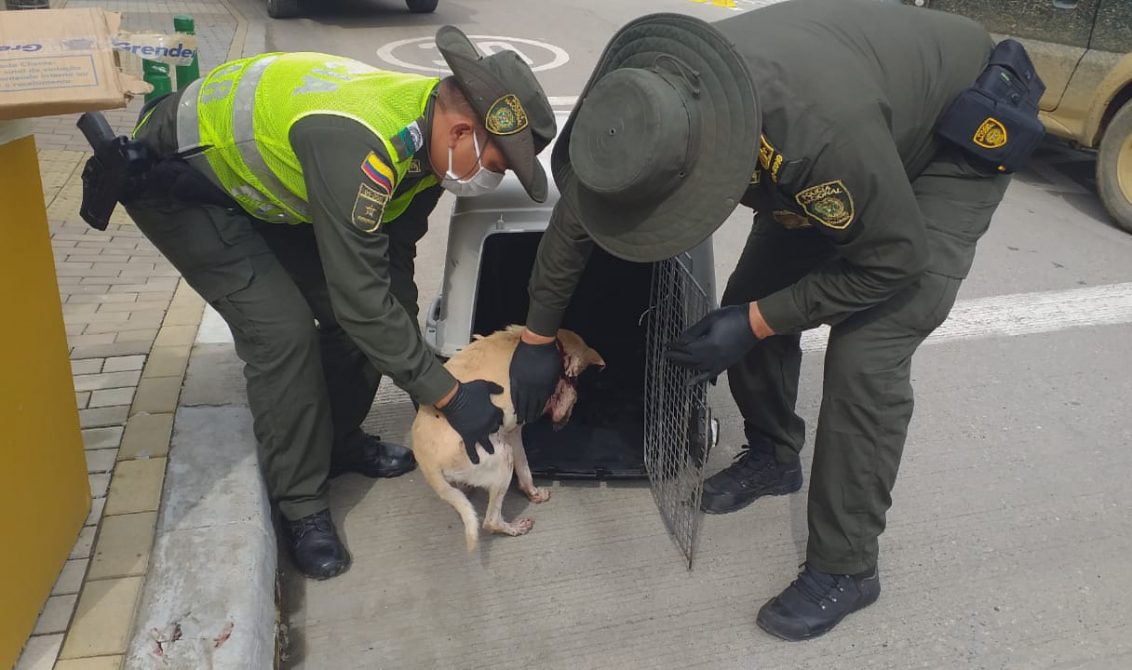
[[77, 112, 152, 230], [935, 39, 1047, 174]]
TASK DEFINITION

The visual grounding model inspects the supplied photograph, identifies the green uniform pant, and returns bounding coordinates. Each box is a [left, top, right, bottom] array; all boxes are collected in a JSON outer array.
[[123, 94, 437, 520], [124, 197, 435, 520], [722, 148, 1011, 574]]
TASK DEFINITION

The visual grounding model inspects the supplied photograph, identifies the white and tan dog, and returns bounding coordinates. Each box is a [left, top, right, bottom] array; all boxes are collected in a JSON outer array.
[[411, 326, 605, 551]]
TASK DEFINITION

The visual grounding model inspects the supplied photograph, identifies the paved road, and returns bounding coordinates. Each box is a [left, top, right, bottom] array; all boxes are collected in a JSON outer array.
[[219, 0, 1132, 667]]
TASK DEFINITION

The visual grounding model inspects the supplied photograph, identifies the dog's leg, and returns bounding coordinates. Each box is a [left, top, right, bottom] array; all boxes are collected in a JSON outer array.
[[481, 448, 534, 537], [422, 466, 480, 552], [510, 430, 550, 503]]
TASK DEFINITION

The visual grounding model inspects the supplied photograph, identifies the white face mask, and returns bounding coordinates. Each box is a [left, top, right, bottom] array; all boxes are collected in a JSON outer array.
[[440, 131, 504, 197]]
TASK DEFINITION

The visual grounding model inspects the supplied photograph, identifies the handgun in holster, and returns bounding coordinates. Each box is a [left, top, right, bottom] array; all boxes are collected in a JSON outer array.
[[76, 112, 151, 231]]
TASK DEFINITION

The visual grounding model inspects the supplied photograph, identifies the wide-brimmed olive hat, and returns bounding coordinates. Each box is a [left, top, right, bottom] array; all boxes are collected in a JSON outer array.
[[436, 25, 557, 202], [553, 13, 759, 262]]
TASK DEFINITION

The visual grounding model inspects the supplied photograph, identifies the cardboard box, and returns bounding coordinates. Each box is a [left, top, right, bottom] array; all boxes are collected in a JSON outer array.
[[0, 8, 149, 120]]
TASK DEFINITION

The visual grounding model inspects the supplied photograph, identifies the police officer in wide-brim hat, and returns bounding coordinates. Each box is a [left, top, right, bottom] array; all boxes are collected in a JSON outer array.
[[106, 25, 554, 580], [551, 13, 759, 262], [509, 0, 1034, 640]]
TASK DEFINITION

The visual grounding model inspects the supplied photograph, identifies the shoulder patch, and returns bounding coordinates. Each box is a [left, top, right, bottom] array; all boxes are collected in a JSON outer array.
[[352, 182, 389, 233], [795, 180, 855, 230], [408, 159, 423, 175], [361, 151, 395, 192]]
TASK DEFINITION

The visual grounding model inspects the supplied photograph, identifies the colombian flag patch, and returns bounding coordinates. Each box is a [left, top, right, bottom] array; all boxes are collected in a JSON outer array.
[[361, 152, 395, 193]]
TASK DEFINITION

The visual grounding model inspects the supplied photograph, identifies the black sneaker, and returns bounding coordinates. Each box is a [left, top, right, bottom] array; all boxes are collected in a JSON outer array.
[[700, 442, 802, 514], [284, 509, 351, 580], [756, 563, 881, 641], [329, 434, 416, 479]]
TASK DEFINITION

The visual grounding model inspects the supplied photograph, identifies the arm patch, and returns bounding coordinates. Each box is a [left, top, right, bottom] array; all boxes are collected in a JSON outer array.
[[352, 182, 389, 233], [795, 179, 855, 230], [361, 151, 395, 192]]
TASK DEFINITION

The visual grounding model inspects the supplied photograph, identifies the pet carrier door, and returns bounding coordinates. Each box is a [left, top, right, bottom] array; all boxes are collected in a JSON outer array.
[[644, 252, 717, 568]]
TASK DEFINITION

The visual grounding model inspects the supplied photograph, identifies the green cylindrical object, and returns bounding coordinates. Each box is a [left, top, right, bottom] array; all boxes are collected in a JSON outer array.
[[143, 60, 173, 103], [173, 15, 200, 89]]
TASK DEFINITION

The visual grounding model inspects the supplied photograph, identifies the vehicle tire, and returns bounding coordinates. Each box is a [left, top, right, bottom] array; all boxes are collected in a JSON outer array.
[[1097, 101, 1132, 234], [267, 0, 301, 19], [406, 0, 439, 13]]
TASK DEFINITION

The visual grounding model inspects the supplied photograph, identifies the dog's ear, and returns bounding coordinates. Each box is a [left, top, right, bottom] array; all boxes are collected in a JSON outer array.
[[585, 347, 606, 371], [558, 330, 606, 377], [564, 346, 606, 377]]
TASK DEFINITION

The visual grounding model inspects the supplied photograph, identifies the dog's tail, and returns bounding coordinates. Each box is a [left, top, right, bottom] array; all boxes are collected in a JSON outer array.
[[422, 467, 480, 552]]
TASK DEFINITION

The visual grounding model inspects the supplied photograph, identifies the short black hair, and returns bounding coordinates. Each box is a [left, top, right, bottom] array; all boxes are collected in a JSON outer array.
[[436, 76, 477, 120]]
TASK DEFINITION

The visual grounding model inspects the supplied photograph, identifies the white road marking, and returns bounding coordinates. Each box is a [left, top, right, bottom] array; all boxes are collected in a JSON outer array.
[[800, 282, 1132, 353], [198, 283, 1132, 349], [377, 36, 569, 74]]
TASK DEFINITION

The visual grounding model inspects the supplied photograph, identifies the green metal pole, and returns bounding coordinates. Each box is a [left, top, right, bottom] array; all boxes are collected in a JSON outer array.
[[173, 15, 200, 89]]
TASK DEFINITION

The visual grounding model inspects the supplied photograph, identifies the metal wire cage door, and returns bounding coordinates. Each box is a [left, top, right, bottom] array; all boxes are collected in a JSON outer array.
[[644, 252, 716, 568]]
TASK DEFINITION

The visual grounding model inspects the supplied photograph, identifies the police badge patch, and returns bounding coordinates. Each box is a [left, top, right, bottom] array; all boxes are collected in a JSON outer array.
[[795, 180, 855, 230], [485, 94, 528, 136], [973, 117, 1008, 149], [352, 182, 389, 233]]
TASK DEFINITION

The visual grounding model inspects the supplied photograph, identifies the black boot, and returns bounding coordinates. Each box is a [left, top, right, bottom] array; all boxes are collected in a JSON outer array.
[[757, 563, 881, 641], [284, 509, 350, 580], [700, 442, 802, 514], [329, 433, 416, 479]]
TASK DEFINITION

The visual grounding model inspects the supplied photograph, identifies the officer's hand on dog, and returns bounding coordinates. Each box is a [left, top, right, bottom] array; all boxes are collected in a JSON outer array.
[[510, 332, 561, 424], [437, 380, 504, 464], [665, 303, 768, 385]]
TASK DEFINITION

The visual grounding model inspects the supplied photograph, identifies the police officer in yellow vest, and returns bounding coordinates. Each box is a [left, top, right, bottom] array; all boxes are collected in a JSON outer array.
[[123, 27, 555, 579]]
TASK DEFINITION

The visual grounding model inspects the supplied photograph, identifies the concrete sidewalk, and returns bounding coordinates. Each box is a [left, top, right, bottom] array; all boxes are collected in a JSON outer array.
[[278, 169, 1132, 668]]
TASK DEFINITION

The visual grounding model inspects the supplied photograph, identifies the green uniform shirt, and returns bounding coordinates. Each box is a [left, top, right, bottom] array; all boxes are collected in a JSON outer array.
[[289, 113, 456, 405], [526, 0, 994, 336]]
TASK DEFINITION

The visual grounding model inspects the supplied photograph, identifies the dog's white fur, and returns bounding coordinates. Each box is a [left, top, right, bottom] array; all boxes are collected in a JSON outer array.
[[410, 325, 605, 551]]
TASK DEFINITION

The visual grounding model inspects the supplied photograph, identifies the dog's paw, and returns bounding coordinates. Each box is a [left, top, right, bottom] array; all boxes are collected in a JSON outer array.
[[526, 487, 551, 504], [487, 518, 535, 536], [508, 518, 535, 536]]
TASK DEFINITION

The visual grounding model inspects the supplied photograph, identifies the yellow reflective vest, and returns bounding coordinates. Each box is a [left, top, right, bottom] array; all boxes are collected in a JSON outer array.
[[175, 52, 438, 224]]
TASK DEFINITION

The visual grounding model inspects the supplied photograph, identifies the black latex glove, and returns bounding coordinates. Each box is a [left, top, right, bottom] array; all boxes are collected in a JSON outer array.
[[440, 380, 504, 465], [664, 304, 759, 385], [509, 339, 561, 424]]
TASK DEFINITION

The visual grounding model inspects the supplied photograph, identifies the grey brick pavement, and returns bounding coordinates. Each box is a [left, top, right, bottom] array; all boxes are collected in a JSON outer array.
[[14, 0, 244, 667]]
